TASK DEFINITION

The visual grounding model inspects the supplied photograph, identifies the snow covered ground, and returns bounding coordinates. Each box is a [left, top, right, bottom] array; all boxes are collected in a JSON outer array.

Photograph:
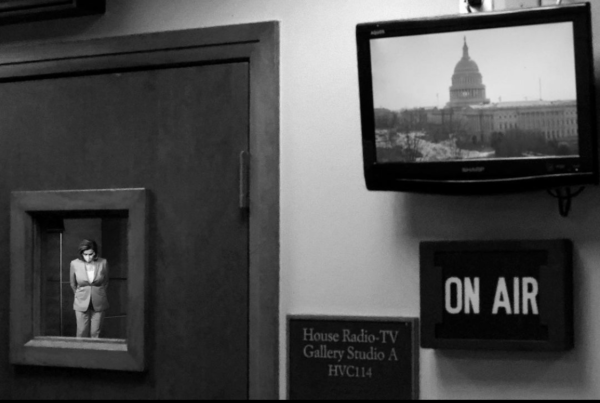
[[376, 131, 496, 162]]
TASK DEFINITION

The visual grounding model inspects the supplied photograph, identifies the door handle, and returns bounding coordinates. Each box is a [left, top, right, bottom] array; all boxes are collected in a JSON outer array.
[[239, 150, 250, 209]]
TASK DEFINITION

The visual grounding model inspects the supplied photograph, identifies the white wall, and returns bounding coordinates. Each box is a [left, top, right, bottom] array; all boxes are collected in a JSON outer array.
[[2, 0, 599, 399]]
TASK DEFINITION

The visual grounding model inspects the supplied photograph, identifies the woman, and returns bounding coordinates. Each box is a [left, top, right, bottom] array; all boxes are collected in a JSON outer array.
[[69, 239, 110, 338]]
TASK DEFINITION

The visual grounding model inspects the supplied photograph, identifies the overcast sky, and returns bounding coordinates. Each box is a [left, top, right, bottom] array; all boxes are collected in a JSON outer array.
[[370, 22, 577, 110]]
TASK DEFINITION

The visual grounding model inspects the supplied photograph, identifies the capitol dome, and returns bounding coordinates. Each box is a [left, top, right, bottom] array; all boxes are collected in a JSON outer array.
[[454, 56, 480, 74], [447, 38, 489, 108]]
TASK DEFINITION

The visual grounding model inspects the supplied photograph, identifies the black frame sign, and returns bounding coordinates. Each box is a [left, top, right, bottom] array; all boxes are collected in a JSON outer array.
[[420, 240, 573, 351], [287, 316, 419, 400]]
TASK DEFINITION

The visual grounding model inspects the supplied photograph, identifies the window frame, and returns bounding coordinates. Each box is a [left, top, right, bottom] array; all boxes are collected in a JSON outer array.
[[10, 188, 147, 371]]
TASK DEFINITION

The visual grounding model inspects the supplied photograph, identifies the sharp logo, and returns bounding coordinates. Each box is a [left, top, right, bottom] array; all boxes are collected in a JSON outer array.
[[463, 167, 485, 173]]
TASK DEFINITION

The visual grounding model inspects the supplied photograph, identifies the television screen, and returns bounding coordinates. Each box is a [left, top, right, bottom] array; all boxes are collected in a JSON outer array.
[[357, 3, 597, 194], [372, 22, 579, 162]]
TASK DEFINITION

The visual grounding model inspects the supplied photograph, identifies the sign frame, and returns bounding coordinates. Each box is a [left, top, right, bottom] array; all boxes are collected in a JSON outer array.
[[420, 239, 574, 351], [287, 315, 419, 400]]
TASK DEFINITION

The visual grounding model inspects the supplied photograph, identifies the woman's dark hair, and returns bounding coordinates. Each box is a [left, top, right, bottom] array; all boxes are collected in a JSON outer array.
[[78, 239, 99, 261]]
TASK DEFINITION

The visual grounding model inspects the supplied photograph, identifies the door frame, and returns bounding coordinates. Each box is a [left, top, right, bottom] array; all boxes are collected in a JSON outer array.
[[0, 22, 280, 400]]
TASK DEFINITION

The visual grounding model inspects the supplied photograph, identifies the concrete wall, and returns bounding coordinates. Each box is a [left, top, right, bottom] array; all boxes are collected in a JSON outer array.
[[1, 0, 599, 399]]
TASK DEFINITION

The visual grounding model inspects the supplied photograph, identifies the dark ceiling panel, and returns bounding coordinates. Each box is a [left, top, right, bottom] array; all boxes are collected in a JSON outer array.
[[0, 0, 104, 24]]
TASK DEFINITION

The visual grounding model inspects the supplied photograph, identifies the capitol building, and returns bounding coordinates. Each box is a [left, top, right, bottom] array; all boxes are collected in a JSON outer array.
[[428, 37, 578, 150]]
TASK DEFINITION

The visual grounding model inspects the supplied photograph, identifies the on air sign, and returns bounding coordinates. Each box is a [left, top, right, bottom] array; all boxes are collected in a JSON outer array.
[[444, 276, 539, 316], [420, 240, 573, 351]]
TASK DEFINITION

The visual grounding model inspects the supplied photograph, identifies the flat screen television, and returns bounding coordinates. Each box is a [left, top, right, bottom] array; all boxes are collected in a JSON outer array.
[[357, 3, 598, 194]]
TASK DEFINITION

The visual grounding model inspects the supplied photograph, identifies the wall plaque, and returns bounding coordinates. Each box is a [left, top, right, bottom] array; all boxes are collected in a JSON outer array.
[[420, 240, 573, 351], [287, 316, 419, 400]]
